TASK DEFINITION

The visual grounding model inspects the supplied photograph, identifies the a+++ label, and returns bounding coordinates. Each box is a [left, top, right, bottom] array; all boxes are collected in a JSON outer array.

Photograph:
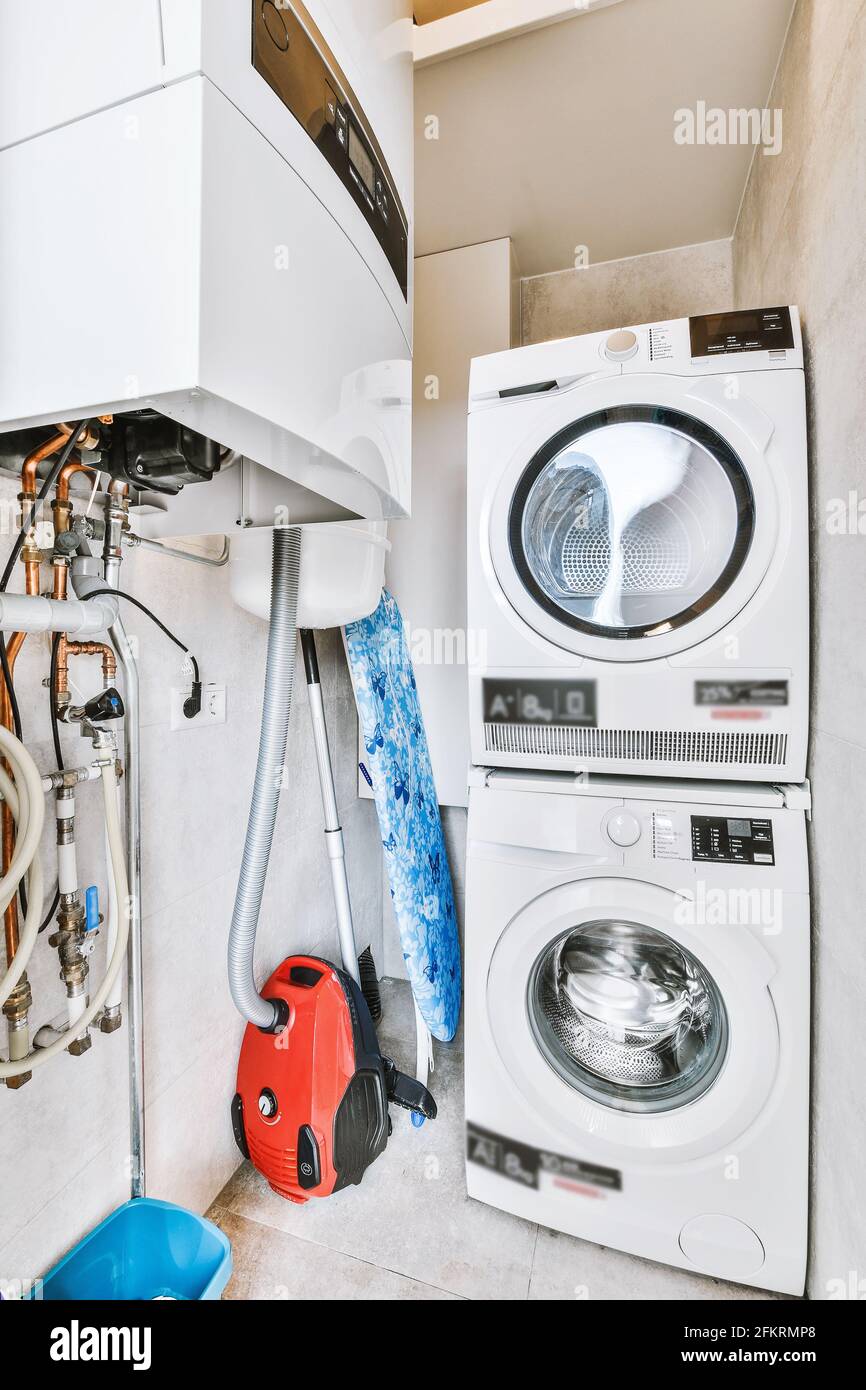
[[467, 1123, 622, 1194]]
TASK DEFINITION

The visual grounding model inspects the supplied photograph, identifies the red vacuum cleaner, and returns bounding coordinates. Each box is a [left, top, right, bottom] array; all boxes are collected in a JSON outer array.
[[231, 618, 435, 1204]]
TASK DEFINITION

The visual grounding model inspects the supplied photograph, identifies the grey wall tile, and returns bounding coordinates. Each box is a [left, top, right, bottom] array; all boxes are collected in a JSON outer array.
[[522, 238, 734, 345]]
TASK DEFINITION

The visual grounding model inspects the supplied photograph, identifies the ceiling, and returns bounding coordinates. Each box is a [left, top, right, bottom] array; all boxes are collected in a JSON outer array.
[[414, 1, 488, 22], [415, 0, 796, 277]]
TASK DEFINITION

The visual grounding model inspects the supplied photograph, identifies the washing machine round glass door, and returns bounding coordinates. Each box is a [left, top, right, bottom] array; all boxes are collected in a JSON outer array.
[[527, 919, 727, 1113], [508, 405, 754, 642], [486, 878, 780, 1158]]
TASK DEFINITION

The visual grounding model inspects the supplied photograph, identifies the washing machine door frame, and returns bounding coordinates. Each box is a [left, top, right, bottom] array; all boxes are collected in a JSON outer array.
[[486, 875, 781, 1165], [487, 374, 780, 664]]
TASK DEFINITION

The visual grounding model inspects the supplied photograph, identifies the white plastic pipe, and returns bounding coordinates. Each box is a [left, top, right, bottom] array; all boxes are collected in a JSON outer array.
[[0, 592, 117, 636], [104, 780, 123, 1012], [56, 797, 77, 896], [67, 993, 87, 1031], [0, 764, 129, 1079]]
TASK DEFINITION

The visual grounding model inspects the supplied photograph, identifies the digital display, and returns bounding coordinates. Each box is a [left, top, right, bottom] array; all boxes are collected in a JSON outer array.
[[727, 819, 752, 838], [349, 125, 375, 197], [689, 307, 795, 357], [482, 679, 597, 728]]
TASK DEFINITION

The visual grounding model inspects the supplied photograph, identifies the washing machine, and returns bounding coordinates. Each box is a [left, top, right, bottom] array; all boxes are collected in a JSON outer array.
[[467, 308, 808, 781], [464, 767, 810, 1295]]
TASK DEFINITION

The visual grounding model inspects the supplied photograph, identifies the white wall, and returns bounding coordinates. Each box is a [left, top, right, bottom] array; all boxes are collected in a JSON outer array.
[[0, 479, 382, 1284], [379, 238, 516, 977], [732, 0, 866, 1302]]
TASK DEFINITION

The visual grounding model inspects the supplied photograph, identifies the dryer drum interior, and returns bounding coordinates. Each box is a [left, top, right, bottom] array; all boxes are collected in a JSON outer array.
[[510, 406, 756, 640], [528, 920, 729, 1113]]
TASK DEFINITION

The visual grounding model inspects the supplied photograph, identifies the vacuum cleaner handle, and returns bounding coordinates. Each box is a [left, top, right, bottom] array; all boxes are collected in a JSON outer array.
[[383, 1057, 437, 1121]]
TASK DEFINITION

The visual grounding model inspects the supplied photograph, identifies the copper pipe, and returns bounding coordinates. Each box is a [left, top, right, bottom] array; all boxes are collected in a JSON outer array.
[[66, 641, 116, 683], [55, 460, 97, 504], [53, 559, 68, 602], [20, 432, 67, 498], [54, 636, 70, 701]]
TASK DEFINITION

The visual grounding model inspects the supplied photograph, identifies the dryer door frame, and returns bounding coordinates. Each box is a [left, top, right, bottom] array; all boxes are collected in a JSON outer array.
[[487, 374, 780, 664], [486, 876, 780, 1164]]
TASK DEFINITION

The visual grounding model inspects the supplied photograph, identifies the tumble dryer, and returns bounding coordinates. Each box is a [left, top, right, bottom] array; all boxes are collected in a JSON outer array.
[[464, 768, 810, 1295], [467, 308, 808, 781]]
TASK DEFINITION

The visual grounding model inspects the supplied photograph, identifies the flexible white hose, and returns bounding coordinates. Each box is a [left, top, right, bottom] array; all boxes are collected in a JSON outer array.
[[0, 724, 45, 917], [0, 763, 129, 1078], [0, 729, 46, 1010]]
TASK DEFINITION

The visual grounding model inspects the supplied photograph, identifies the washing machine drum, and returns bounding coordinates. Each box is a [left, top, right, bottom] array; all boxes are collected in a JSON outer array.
[[528, 921, 729, 1112], [510, 406, 755, 641]]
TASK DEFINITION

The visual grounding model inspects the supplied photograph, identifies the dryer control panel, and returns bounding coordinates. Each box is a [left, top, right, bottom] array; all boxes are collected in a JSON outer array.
[[690, 816, 775, 866], [689, 306, 795, 358]]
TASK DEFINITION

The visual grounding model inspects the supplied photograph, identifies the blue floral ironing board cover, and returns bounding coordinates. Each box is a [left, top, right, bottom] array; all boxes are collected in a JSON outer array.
[[344, 591, 461, 1042]]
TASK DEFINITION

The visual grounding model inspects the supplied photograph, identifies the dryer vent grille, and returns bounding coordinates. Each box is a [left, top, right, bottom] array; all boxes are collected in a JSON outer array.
[[483, 724, 789, 767]]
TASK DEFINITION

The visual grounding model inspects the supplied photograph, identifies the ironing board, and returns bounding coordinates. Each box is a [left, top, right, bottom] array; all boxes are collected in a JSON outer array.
[[344, 591, 461, 1043]]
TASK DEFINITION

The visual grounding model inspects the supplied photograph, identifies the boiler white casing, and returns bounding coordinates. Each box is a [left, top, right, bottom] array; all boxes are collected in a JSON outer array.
[[0, 1, 413, 522]]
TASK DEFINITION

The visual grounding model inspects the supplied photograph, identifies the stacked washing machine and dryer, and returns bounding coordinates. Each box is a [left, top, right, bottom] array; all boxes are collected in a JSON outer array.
[[464, 307, 811, 1295]]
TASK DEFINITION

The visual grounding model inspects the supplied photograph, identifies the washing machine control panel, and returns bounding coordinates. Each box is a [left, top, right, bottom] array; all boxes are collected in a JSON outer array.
[[690, 816, 775, 866]]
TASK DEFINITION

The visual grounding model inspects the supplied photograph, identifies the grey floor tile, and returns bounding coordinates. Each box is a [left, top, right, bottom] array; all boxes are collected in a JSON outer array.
[[216, 1040, 535, 1301], [528, 1227, 785, 1302], [214, 978, 785, 1303], [209, 1208, 461, 1301]]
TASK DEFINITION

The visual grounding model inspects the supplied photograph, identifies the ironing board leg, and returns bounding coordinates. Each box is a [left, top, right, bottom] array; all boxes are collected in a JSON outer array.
[[414, 995, 433, 1088], [301, 630, 361, 986]]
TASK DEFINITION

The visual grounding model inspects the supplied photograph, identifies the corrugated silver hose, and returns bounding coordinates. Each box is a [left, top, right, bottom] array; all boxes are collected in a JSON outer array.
[[228, 526, 302, 1031]]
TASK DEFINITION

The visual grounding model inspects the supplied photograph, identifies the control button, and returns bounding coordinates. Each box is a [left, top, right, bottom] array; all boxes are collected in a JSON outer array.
[[606, 811, 641, 847], [261, 0, 290, 52], [604, 329, 639, 362], [297, 1126, 322, 1190], [679, 1215, 765, 1279], [336, 105, 348, 147], [324, 83, 338, 127], [258, 1088, 278, 1120]]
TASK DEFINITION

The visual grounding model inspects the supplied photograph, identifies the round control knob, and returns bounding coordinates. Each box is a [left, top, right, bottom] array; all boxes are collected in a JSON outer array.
[[604, 329, 639, 362], [262, 0, 290, 51], [606, 811, 641, 847], [258, 1088, 279, 1120]]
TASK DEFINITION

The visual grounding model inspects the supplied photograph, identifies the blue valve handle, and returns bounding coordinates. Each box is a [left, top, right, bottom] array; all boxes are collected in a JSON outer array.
[[85, 885, 100, 933]]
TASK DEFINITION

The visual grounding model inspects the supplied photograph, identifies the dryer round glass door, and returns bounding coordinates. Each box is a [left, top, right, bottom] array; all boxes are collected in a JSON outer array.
[[528, 919, 728, 1113], [509, 406, 754, 641]]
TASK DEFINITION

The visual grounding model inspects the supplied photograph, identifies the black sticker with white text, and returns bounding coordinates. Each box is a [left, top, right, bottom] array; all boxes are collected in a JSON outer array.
[[467, 1123, 622, 1193]]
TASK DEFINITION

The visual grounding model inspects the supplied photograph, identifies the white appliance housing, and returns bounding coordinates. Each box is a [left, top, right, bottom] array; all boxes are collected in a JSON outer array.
[[467, 309, 808, 780], [0, 1, 413, 523], [465, 769, 810, 1295]]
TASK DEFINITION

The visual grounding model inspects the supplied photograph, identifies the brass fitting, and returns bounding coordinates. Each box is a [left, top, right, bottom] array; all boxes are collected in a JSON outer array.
[[49, 893, 92, 1058], [99, 1006, 123, 1035], [67, 1030, 93, 1058], [51, 495, 73, 536]]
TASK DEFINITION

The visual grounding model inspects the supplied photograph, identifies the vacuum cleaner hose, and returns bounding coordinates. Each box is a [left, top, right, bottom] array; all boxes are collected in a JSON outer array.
[[228, 526, 302, 1031]]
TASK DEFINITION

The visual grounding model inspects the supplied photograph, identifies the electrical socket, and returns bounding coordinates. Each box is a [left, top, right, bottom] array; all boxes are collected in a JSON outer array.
[[170, 683, 227, 732]]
